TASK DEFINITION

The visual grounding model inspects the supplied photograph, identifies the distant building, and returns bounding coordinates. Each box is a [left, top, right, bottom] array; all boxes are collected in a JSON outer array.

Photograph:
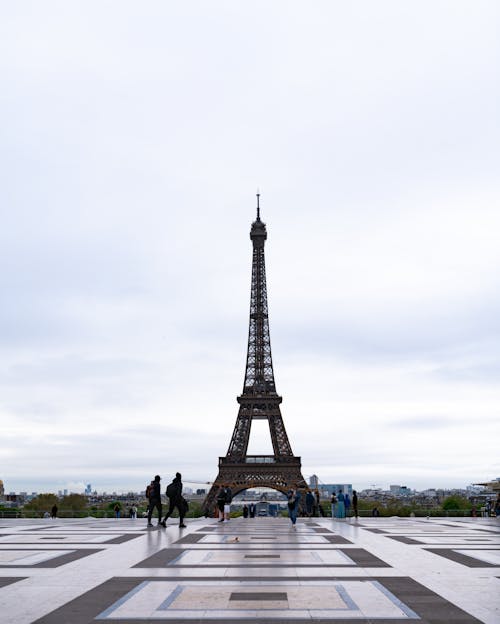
[[85, 484, 92, 496], [0, 479, 4, 499], [390, 485, 412, 496], [321, 484, 353, 497]]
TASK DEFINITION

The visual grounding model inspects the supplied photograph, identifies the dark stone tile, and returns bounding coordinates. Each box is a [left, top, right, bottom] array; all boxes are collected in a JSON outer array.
[[425, 548, 499, 568], [244, 554, 281, 558], [387, 535, 422, 544], [132, 548, 184, 567], [382, 577, 483, 623], [324, 535, 353, 544], [339, 548, 390, 567], [105, 534, 143, 544], [0, 577, 27, 588], [173, 533, 207, 544], [230, 591, 287, 601], [0, 548, 102, 568]]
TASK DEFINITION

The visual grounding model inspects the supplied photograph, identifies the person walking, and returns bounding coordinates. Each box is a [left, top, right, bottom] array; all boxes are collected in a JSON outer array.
[[249, 502, 256, 518], [223, 485, 232, 521], [344, 493, 351, 518], [352, 490, 359, 519], [147, 475, 162, 527], [216, 486, 227, 522], [50, 504, 58, 519], [305, 490, 315, 517], [315, 490, 325, 517], [336, 491, 346, 519], [287, 485, 301, 529], [330, 492, 337, 518], [161, 472, 186, 528]]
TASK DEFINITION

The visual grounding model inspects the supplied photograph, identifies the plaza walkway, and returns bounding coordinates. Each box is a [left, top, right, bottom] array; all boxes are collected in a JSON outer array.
[[0, 515, 498, 623]]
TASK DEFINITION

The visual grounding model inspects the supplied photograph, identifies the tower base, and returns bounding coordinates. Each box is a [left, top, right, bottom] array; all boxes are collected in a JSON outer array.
[[202, 456, 307, 515]]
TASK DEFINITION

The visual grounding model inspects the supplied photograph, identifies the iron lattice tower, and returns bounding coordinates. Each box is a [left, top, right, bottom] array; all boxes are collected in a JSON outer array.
[[203, 196, 306, 513]]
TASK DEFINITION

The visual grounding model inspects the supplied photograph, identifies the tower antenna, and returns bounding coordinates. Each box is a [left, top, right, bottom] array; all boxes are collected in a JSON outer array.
[[256, 190, 261, 220]]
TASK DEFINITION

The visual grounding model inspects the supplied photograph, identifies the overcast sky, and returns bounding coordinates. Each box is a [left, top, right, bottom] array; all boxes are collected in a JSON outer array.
[[1, 2, 499, 494]]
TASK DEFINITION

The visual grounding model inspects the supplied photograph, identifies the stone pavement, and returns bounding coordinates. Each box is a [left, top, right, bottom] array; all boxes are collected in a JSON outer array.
[[0, 515, 498, 623]]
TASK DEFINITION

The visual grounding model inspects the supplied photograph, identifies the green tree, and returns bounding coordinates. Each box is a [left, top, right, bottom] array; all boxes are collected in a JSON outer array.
[[60, 494, 88, 511], [24, 493, 59, 511], [441, 495, 472, 512]]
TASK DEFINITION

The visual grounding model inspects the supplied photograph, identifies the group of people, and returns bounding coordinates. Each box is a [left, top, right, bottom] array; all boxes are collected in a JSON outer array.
[[284, 486, 359, 527], [242, 503, 257, 518], [330, 490, 359, 519], [146, 472, 187, 528]]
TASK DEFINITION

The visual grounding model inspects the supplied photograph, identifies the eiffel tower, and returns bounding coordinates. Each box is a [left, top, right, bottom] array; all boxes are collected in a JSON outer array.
[[203, 195, 307, 513]]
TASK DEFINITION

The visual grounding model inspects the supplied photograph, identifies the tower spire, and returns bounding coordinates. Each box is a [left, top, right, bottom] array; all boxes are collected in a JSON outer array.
[[256, 191, 261, 220]]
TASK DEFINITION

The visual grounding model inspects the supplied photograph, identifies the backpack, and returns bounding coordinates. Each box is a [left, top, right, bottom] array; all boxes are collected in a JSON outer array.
[[166, 482, 176, 498], [145, 484, 152, 498], [224, 487, 232, 504]]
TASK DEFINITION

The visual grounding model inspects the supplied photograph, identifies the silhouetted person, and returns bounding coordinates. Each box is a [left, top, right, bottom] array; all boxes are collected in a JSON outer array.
[[147, 475, 162, 527], [344, 493, 351, 517], [336, 491, 345, 518], [50, 504, 57, 519], [223, 485, 232, 521], [352, 490, 359, 519], [161, 472, 186, 528], [216, 486, 227, 522], [287, 485, 301, 528], [305, 490, 315, 517]]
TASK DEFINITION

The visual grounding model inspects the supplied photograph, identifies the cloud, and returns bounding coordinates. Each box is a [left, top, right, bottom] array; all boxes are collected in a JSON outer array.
[[1, 2, 499, 493]]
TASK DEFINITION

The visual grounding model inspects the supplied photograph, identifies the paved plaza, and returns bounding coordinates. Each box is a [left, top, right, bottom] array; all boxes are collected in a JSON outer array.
[[0, 515, 498, 623]]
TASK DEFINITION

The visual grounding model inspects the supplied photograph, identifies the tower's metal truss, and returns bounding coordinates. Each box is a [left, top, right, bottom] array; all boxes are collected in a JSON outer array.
[[203, 198, 306, 513]]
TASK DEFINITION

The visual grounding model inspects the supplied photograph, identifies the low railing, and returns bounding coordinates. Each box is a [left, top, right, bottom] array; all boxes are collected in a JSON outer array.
[[0, 510, 142, 519], [0, 508, 491, 519]]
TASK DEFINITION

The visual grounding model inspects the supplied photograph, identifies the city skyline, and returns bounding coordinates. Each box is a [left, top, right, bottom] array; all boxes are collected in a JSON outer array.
[[1, 3, 499, 494]]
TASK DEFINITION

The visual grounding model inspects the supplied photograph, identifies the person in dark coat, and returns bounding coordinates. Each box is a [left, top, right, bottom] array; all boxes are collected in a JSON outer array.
[[216, 485, 227, 522], [344, 493, 351, 518], [352, 490, 359, 519], [243, 504, 249, 518], [305, 490, 315, 517], [287, 486, 301, 528], [50, 504, 58, 519], [161, 472, 186, 528], [147, 475, 162, 526]]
